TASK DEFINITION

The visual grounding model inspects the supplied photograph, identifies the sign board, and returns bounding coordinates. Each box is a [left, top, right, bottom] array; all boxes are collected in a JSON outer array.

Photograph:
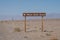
[[23, 13, 46, 16]]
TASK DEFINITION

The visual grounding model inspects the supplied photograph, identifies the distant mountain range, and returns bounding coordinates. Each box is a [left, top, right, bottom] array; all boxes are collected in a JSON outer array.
[[46, 13, 60, 18], [0, 13, 60, 20]]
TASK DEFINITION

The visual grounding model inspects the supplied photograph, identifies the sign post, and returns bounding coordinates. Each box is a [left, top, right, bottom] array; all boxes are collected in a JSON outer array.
[[25, 16, 26, 32], [41, 16, 44, 32], [23, 13, 46, 32]]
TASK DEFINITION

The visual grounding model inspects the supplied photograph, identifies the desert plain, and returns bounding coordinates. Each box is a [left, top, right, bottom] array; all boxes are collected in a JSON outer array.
[[0, 19, 60, 40]]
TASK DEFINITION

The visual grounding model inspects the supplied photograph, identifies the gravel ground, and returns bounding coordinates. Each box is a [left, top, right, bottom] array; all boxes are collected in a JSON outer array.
[[0, 19, 60, 40]]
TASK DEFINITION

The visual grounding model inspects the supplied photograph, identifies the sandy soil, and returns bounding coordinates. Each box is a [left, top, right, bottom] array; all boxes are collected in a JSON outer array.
[[0, 19, 60, 40]]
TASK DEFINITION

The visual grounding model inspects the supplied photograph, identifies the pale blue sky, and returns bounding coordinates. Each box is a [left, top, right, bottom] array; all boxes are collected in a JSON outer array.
[[0, 0, 60, 20]]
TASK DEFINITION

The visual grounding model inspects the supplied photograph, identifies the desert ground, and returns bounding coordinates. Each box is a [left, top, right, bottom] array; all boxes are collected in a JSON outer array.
[[0, 19, 60, 40]]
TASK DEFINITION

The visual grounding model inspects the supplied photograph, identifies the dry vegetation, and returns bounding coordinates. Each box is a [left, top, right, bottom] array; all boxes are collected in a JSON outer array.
[[14, 27, 21, 32], [50, 36, 58, 40], [0, 19, 60, 40]]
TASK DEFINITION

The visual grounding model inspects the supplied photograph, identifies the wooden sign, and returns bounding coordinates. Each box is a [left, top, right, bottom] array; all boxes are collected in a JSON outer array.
[[23, 13, 46, 16], [23, 12, 46, 32]]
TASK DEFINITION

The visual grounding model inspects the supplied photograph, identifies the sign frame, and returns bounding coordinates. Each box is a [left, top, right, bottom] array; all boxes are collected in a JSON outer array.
[[23, 12, 46, 32]]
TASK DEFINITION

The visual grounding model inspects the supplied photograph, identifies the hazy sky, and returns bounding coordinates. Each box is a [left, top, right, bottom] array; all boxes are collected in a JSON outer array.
[[0, 0, 60, 20]]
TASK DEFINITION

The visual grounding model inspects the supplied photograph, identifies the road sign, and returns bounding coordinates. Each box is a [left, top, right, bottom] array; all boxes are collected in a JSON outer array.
[[23, 13, 46, 16], [23, 12, 46, 32]]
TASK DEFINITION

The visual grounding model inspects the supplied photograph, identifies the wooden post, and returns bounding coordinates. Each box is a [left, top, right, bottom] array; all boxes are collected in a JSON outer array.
[[41, 16, 44, 32], [25, 16, 26, 32]]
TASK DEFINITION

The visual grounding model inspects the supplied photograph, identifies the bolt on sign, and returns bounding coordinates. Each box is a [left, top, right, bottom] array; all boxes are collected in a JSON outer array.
[[23, 13, 46, 16], [23, 12, 46, 32]]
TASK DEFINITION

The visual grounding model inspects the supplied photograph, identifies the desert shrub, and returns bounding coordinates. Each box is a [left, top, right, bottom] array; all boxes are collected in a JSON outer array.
[[44, 30, 48, 32], [24, 36, 28, 38], [14, 27, 21, 32], [44, 30, 53, 32], [46, 33, 51, 36], [50, 37, 58, 40]]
